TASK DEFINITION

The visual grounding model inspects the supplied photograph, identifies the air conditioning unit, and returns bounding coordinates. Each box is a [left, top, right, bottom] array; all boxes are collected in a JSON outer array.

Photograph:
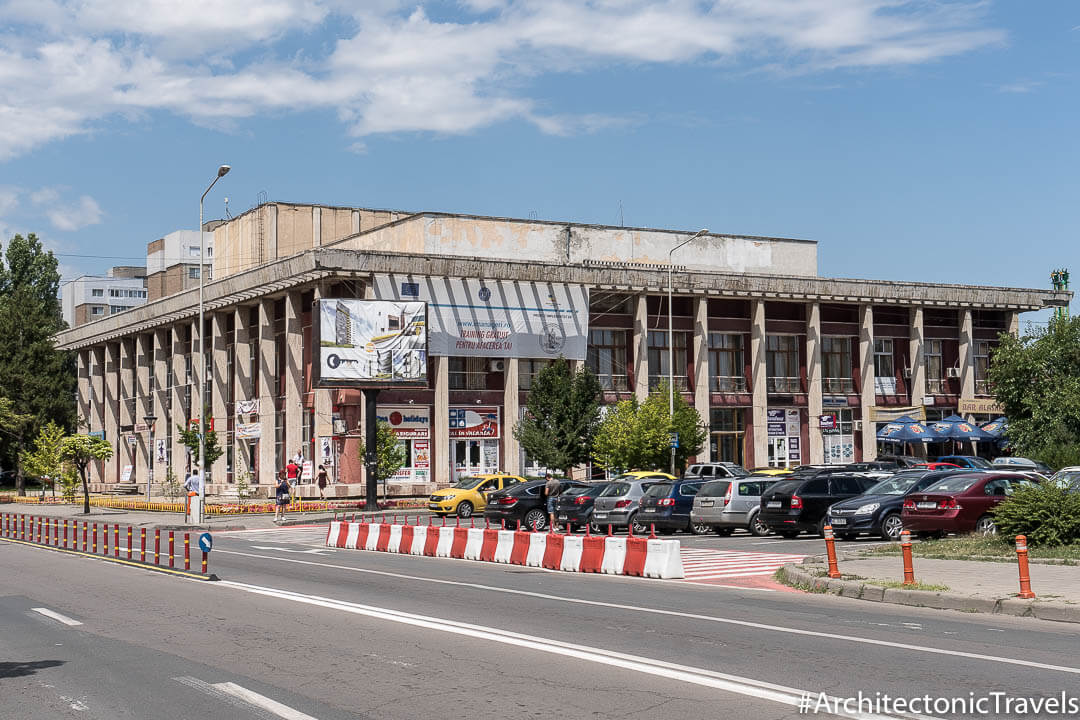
[[903, 368, 912, 379], [853, 420, 863, 431], [946, 367, 961, 378], [490, 359, 506, 373]]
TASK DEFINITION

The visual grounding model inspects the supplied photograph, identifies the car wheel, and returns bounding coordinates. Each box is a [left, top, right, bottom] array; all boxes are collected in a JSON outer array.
[[780, 530, 799, 539], [816, 517, 828, 538], [690, 519, 710, 535], [714, 527, 734, 537], [748, 514, 771, 537], [975, 515, 997, 536], [456, 501, 473, 519], [524, 509, 547, 532], [879, 512, 904, 541], [630, 515, 648, 536], [588, 522, 605, 535]]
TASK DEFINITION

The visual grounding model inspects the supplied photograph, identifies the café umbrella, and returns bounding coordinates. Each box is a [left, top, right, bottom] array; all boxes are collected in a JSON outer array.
[[928, 415, 996, 443], [876, 418, 933, 444], [979, 417, 1008, 438]]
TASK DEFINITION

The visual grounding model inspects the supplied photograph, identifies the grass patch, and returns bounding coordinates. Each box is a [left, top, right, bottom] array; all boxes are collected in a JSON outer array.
[[856, 578, 950, 592], [858, 535, 1080, 563]]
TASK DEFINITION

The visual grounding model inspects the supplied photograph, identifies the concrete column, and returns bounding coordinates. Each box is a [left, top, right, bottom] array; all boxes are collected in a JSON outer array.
[[312, 207, 322, 248], [211, 312, 229, 484], [434, 355, 450, 485], [693, 297, 711, 462], [77, 349, 90, 433], [1007, 311, 1020, 337], [170, 325, 188, 475], [959, 309, 975, 401], [191, 319, 204, 426], [311, 287, 334, 479], [135, 334, 152, 486], [909, 307, 926, 407], [633, 294, 649, 402], [233, 306, 255, 480], [284, 292, 304, 472], [151, 330, 168, 474], [750, 300, 767, 467], [90, 347, 105, 484], [503, 359, 520, 475], [806, 302, 823, 465], [859, 305, 877, 461], [258, 300, 277, 485], [118, 339, 135, 483], [104, 342, 121, 484]]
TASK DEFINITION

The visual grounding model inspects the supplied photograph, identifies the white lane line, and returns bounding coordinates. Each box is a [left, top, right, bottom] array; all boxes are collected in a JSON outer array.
[[32, 607, 82, 626], [685, 570, 779, 580], [214, 549, 1080, 676], [214, 579, 926, 720], [214, 682, 320, 720]]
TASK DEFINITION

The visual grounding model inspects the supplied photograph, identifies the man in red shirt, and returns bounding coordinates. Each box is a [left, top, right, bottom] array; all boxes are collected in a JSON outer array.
[[286, 458, 300, 484]]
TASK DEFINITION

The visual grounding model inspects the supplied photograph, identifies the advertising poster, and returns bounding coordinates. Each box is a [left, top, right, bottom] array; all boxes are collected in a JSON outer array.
[[449, 406, 500, 438], [766, 409, 786, 437], [236, 423, 261, 440], [376, 406, 431, 439], [315, 299, 428, 386], [155, 439, 167, 464]]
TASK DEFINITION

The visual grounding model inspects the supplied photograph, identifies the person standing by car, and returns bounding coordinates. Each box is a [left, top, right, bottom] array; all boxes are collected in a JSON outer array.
[[544, 473, 561, 529]]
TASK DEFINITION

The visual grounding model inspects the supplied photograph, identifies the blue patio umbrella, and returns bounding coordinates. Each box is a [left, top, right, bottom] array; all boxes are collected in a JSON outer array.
[[928, 415, 995, 442], [876, 420, 933, 443], [979, 417, 1008, 438]]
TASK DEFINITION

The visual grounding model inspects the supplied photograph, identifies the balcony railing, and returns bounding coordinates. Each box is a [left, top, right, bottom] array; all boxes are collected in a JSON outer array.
[[822, 378, 854, 394], [597, 374, 630, 392], [649, 375, 689, 392], [975, 379, 991, 396], [711, 376, 747, 393], [926, 378, 945, 395], [767, 377, 801, 394]]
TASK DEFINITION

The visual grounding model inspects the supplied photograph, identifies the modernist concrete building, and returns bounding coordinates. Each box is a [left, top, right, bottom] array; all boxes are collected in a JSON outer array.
[[61, 266, 148, 328], [55, 202, 1070, 497]]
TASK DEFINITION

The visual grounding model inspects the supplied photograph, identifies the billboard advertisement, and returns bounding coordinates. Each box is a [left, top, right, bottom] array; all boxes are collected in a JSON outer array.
[[313, 299, 428, 387], [372, 275, 588, 360]]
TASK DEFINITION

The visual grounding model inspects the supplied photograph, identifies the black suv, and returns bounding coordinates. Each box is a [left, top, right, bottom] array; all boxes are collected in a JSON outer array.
[[759, 473, 880, 538], [483, 479, 590, 531], [825, 469, 961, 541]]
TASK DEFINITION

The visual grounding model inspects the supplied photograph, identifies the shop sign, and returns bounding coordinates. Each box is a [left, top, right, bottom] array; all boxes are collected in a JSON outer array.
[[377, 406, 431, 439], [120, 465, 133, 482], [449, 406, 500, 439], [958, 398, 1004, 415], [766, 409, 786, 437], [819, 414, 837, 430]]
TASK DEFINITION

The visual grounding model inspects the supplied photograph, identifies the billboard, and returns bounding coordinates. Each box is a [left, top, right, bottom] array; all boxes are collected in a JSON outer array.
[[313, 299, 428, 387], [373, 275, 589, 360]]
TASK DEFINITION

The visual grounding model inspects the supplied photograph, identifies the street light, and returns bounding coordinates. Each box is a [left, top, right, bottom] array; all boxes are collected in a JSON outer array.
[[143, 414, 156, 503], [668, 228, 709, 475], [197, 164, 230, 523]]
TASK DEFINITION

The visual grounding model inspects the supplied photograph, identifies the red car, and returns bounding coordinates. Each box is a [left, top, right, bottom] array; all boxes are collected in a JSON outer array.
[[913, 462, 962, 470], [901, 472, 1037, 537]]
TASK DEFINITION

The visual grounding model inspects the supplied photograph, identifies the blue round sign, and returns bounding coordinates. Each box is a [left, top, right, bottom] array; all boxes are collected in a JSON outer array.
[[198, 532, 213, 553]]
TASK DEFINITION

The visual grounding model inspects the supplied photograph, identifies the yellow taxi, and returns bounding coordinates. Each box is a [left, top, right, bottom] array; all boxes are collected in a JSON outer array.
[[622, 470, 676, 480], [428, 473, 526, 518], [749, 467, 794, 476]]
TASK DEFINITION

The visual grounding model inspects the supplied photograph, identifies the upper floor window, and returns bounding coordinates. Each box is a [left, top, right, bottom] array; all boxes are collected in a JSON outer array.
[[448, 357, 487, 391], [586, 329, 628, 391], [975, 341, 992, 395], [189, 267, 201, 280], [708, 333, 745, 392], [91, 288, 103, 297], [873, 338, 894, 378], [519, 359, 552, 391], [91, 306, 104, 315], [822, 336, 853, 393], [766, 335, 799, 393], [647, 330, 689, 391], [925, 339, 944, 394]]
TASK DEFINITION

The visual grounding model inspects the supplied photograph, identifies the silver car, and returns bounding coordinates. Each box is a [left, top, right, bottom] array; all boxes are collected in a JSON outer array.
[[590, 475, 670, 534], [690, 478, 778, 537]]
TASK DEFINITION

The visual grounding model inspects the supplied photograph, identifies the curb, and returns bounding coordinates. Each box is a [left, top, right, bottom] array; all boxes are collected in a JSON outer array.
[[776, 563, 1080, 623]]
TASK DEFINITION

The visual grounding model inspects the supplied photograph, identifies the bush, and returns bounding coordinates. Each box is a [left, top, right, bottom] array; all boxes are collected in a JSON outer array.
[[992, 483, 1080, 547]]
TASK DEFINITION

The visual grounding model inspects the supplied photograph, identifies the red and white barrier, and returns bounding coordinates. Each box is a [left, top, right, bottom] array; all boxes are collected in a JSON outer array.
[[325, 520, 684, 580]]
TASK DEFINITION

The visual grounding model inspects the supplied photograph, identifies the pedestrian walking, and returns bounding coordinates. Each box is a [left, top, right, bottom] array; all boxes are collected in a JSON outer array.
[[274, 470, 292, 522], [543, 473, 561, 530], [286, 457, 300, 485], [316, 464, 329, 500], [184, 466, 203, 520]]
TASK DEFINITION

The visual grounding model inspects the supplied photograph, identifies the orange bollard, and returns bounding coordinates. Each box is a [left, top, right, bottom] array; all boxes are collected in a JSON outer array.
[[168, 531, 174, 568], [92, 523, 98, 554], [140, 528, 146, 562], [127, 526, 132, 559], [154, 529, 160, 564], [649, 523, 656, 539], [184, 533, 190, 571], [114, 524, 119, 558], [824, 524, 842, 579], [900, 530, 916, 586], [202, 550, 208, 574], [1015, 535, 1036, 599]]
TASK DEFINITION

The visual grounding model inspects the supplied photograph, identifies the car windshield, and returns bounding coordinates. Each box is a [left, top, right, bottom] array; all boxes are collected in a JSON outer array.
[[697, 481, 731, 498], [864, 474, 923, 496], [561, 486, 592, 497], [957, 457, 993, 468], [598, 482, 630, 497], [923, 475, 981, 494], [643, 483, 673, 499], [726, 465, 751, 477], [452, 477, 486, 490], [1052, 470, 1080, 485]]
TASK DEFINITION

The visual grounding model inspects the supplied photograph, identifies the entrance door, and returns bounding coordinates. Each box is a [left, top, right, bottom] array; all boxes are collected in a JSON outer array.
[[768, 437, 789, 468], [453, 439, 500, 480]]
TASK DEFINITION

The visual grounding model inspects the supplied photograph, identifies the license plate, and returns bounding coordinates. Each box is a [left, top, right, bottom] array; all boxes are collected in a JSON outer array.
[[830, 517, 847, 526], [593, 513, 607, 519], [558, 514, 568, 520], [700, 500, 714, 507], [916, 501, 937, 510], [767, 501, 781, 509]]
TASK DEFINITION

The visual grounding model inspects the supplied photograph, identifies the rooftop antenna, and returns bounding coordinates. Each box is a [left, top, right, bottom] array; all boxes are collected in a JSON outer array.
[[528, 210, 538, 220], [224, 196, 232, 220], [618, 201, 624, 227]]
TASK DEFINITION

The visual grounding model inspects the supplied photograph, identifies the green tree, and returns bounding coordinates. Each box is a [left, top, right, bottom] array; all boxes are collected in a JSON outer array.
[[513, 358, 602, 477], [60, 434, 114, 514], [177, 411, 224, 472], [0, 234, 77, 490], [359, 421, 407, 485], [592, 382, 706, 473], [20, 421, 66, 497], [988, 315, 1080, 468], [0, 396, 34, 495]]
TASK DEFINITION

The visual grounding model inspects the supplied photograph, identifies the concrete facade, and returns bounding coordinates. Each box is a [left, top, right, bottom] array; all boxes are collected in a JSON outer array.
[[62, 268, 148, 328]]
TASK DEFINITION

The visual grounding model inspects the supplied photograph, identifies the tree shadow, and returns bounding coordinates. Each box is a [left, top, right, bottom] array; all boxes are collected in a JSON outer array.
[[0, 660, 65, 678]]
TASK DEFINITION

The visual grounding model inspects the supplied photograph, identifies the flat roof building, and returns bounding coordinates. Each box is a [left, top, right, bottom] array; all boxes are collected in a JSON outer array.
[[61, 267, 148, 328]]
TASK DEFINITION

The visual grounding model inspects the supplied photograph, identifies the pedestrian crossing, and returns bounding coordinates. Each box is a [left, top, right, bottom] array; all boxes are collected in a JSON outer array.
[[217, 526, 331, 547], [679, 548, 806, 583]]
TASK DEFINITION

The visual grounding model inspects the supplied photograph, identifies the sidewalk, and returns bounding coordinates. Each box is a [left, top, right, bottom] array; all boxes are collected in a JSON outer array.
[[779, 552, 1080, 623]]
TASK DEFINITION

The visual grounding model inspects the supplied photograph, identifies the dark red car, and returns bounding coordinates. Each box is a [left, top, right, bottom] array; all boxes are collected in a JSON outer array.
[[901, 471, 1037, 537]]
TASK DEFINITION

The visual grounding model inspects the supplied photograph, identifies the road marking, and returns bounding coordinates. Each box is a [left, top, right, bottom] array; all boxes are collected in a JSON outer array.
[[31, 607, 82, 626], [250, 545, 336, 555], [214, 579, 927, 720], [214, 682, 320, 720], [680, 548, 805, 582], [213, 548, 1080, 676]]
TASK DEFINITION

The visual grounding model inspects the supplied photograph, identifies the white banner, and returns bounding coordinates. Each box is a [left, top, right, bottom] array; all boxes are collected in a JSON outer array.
[[373, 275, 588, 360], [236, 399, 260, 416], [315, 299, 428, 385], [236, 422, 262, 440]]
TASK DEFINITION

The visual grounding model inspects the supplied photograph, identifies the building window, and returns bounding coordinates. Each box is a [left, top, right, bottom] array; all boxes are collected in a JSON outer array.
[[109, 305, 126, 314], [925, 339, 944, 394], [647, 330, 689, 391], [189, 246, 201, 258], [709, 408, 744, 465], [822, 336, 853, 393], [519, 359, 552, 391], [766, 335, 800, 393], [91, 306, 104, 315], [448, 357, 487, 390], [587, 329, 628, 391], [873, 338, 894, 378], [91, 288, 103, 297], [708, 333, 745, 392], [189, 267, 200, 280], [975, 341, 991, 395]]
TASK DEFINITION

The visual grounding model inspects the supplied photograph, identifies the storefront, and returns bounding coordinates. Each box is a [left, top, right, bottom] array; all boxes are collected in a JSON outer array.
[[377, 405, 431, 483], [766, 408, 803, 468], [450, 406, 501, 480], [819, 410, 856, 464], [709, 408, 746, 466]]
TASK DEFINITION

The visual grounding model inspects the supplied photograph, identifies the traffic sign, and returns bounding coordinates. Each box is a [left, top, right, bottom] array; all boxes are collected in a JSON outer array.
[[670, 432, 679, 449], [198, 533, 213, 553]]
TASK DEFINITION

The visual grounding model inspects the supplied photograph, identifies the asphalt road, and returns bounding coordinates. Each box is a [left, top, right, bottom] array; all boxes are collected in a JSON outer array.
[[3, 526, 1079, 720]]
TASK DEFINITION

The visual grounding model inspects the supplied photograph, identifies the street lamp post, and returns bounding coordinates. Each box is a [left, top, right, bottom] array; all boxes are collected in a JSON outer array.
[[197, 164, 230, 523], [668, 229, 709, 475], [144, 414, 156, 503]]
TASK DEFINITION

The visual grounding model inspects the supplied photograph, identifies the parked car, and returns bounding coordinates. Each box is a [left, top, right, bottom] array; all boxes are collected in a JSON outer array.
[[690, 477, 779, 537], [750, 468, 794, 477], [590, 472, 675, 534], [428, 473, 525, 518], [759, 473, 881, 538], [935, 455, 993, 469], [877, 455, 924, 468], [845, 461, 904, 472], [483, 478, 590, 531], [684, 462, 750, 480], [825, 469, 961, 541], [1051, 467, 1080, 491], [637, 478, 710, 534], [552, 482, 610, 533], [992, 457, 1053, 474], [914, 462, 962, 470], [901, 471, 1038, 537]]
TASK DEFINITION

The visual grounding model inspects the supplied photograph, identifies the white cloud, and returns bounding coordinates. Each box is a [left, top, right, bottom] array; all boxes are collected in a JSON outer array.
[[0, 1, 1007, 160], [27, 187, 104, 231], [998, 80, 1043, 94]]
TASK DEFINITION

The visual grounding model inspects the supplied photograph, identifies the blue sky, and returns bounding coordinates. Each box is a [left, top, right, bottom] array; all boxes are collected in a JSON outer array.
[[0, 1, 1076, 312]]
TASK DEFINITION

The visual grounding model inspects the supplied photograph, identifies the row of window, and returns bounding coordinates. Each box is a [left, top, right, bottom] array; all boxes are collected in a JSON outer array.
[[90, 288, 147, 299]]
